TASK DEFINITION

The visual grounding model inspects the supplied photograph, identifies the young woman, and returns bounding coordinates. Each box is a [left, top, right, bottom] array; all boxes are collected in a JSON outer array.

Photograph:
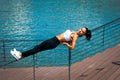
[[11, 27, 92, 60]]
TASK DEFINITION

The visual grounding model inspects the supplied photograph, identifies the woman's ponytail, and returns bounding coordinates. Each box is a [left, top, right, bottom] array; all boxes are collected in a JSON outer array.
[[85, 27, 92, 41]]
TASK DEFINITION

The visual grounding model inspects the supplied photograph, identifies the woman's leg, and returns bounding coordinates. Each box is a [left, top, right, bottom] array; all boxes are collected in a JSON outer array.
[[22, 37, 60, 57]]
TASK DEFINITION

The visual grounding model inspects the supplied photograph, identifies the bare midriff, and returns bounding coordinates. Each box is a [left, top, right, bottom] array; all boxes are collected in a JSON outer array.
[[56, 33, 66, 43]]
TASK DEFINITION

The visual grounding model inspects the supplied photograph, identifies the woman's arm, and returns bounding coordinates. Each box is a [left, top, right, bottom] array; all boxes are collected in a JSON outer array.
[[62, 42, 73, 49], [62, 34, 78, 50]]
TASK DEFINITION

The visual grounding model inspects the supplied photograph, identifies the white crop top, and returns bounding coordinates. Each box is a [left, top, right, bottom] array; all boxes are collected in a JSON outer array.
[[63, 30, 74, 41]]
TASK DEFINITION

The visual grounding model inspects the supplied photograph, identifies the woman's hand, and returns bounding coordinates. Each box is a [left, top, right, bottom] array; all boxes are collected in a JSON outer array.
[[62, 42, 74, 50], [62, 42, 69, 45]]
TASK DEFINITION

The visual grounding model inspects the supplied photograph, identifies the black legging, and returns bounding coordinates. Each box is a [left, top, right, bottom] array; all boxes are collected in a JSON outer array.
[[22, 36, 60, 57]]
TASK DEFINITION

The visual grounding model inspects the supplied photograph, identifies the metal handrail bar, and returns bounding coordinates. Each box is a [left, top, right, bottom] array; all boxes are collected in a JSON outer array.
[[91, 18, 120, 32]]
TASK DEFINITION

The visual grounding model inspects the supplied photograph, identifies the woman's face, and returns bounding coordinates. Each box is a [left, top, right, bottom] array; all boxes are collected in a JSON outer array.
[[77, 28, 87, 36]]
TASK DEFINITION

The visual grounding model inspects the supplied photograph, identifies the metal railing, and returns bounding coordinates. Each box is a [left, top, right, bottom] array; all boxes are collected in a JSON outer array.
[[0, 18, 120, 80]]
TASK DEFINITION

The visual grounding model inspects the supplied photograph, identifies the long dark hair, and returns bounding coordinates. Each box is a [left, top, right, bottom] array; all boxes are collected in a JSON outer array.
[[85, 27, 92, 41]]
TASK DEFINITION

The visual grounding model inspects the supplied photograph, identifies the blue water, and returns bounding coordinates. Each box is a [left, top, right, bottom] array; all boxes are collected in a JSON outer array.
[[0, 0, 120, 40], [0, 0, 120, 67]]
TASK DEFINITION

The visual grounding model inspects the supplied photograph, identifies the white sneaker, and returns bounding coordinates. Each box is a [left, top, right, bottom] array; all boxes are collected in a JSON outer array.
[[10, 48, 22, 60]]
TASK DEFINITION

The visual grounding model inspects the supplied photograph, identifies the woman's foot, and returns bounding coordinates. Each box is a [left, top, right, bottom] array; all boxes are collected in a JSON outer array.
[[10, 48, 22, 60]]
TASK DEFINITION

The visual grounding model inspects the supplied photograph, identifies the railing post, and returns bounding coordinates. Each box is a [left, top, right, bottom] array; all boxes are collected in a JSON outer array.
[[33, 54, 36, 80], [102, 27, 105, 50], [68, 48, 71, 80], [3, 40, 6, 62]]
